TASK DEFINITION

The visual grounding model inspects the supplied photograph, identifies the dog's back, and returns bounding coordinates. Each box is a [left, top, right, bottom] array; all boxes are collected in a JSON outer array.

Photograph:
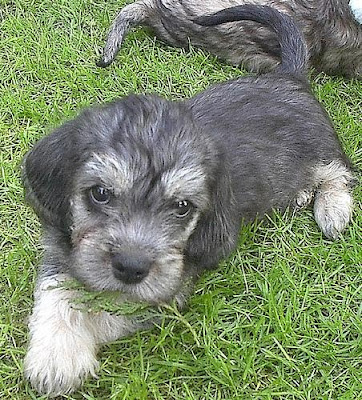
[[189, 77, 349, 218], [187, 6, 353, 231]]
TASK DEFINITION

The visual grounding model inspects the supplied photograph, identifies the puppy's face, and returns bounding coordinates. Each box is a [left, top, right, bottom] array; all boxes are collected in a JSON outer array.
[[69, 150, 209, 302], [24, 96, 235, 304]]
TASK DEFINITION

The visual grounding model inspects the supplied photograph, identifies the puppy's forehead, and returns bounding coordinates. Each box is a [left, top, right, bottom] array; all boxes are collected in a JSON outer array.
[[73, 96, 213, 204]]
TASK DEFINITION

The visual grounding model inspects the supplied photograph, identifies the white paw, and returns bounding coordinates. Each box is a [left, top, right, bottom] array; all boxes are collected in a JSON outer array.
[[24, 275, 99, 396], [314, 189, 353, 240], [24, 329, 99, 397]]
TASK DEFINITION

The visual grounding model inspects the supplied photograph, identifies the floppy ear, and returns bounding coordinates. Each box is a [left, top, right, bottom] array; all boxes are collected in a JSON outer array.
[[185, 163, 240, 271], [22, 120, 82, 232]]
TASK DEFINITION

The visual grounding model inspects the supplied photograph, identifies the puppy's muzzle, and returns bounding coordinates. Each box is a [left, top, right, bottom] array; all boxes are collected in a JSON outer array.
[[111, 251, 153, 284]]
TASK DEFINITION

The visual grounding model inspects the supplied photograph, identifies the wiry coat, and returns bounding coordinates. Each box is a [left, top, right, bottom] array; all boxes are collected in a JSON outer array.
[[23, 5, 355, 397], [98, 0, 362, 78]]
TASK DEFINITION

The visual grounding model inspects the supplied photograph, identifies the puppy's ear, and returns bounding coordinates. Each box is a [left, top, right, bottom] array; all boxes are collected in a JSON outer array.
[[22, 120, 81, 232], [185, 166, 239, 271]]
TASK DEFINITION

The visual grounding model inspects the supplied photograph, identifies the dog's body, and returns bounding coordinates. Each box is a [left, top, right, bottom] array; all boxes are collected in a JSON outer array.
[[23, 5, 354, 396], [98, 0, 362, 78]]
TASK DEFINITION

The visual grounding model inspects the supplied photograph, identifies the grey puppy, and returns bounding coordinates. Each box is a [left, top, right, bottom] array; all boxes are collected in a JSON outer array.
[[98, 0, 362, 78], [23, 5, 354, 397]]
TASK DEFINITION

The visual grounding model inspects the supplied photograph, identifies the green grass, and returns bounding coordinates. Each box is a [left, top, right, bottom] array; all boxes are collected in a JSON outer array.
[[0, 0, 361, 398]]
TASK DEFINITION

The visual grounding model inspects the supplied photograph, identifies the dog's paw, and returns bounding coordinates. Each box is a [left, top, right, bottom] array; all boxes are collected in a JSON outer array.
[[24, 275, 100, 396], [313, 188, 353, 240], [24, 330, 99, 397]]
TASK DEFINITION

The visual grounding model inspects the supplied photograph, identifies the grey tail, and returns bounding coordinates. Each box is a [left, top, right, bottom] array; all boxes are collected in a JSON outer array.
[[194, 4, 308, 75]]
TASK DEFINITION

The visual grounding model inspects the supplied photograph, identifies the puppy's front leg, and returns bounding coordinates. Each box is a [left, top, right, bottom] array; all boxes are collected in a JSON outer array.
[[24, 273, 134, 396], [24, 273, 100, 396]]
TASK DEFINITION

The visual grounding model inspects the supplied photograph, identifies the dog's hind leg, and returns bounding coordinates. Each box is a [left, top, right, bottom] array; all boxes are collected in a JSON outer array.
[[313, 161, 355, 239], [97, 0, 155, 67]]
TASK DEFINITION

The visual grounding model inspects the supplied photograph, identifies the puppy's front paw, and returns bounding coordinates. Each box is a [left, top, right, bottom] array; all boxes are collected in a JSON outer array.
[[24, 275, 100, 396], [24, 328, 99, 396]]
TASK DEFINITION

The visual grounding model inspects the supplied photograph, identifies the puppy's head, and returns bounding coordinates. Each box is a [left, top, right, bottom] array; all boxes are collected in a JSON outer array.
[[23, 95, 236, 303]]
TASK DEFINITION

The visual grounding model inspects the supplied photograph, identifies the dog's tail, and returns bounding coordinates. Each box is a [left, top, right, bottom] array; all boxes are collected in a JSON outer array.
[[194, 5, 307, 75]]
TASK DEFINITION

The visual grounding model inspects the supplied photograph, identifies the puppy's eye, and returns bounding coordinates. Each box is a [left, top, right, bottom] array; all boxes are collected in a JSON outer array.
[[174, 200, 193, 218], [89, 185, 111, 205]]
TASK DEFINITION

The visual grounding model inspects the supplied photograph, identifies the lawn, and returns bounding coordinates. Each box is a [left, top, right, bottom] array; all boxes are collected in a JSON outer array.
[[0, 0, 361, 399]]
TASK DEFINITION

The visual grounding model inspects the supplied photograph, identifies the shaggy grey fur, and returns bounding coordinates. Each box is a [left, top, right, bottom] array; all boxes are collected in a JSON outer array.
[[98, 0, 362, 78], [23, 5, 355, 396]]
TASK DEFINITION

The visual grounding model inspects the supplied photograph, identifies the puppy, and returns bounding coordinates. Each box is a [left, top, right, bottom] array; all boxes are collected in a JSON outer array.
[[97, 0, 362, 79], [23, 5, 355, 396]]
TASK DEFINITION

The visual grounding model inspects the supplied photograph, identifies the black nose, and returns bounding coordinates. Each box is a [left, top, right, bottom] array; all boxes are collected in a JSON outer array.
[[111, 252, 152, 284]]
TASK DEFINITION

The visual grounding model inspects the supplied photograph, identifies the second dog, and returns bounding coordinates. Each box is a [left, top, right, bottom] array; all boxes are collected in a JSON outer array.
[[98, 0, 362, 78]]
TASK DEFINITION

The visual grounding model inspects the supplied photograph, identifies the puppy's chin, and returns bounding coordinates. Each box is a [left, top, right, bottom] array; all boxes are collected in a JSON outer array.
[[70, 250, 186, 304]]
